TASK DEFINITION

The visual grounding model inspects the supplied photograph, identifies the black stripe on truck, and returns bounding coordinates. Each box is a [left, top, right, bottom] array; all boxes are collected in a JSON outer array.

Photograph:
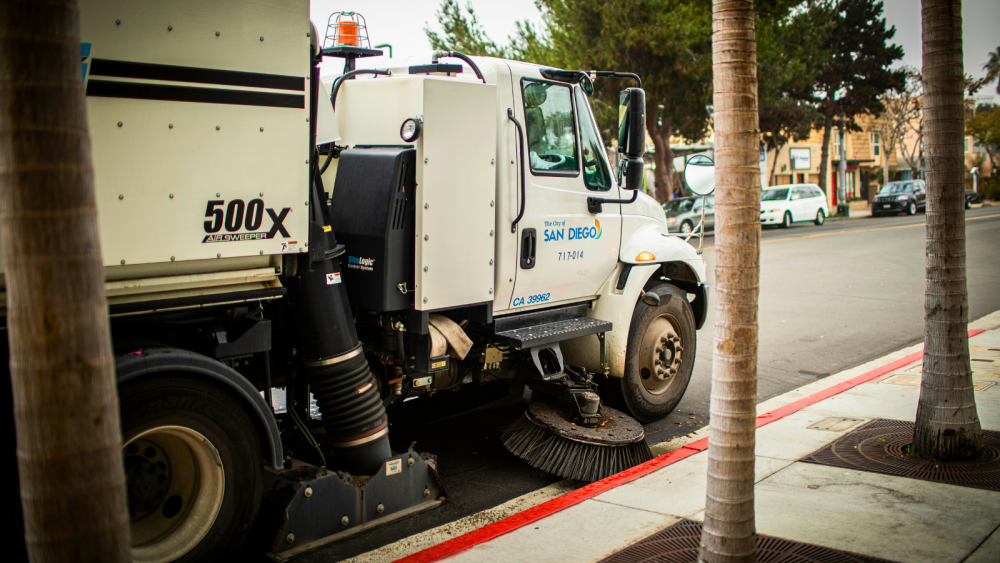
[[89, 59, 305, 91], [86, 80, 304, 109]]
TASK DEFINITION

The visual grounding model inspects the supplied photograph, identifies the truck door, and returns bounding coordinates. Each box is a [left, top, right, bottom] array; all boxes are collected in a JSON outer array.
[[509, 76, 622, 310]]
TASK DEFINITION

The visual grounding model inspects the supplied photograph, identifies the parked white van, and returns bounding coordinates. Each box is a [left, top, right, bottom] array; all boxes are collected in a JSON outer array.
[[760, 184, 829, 228]]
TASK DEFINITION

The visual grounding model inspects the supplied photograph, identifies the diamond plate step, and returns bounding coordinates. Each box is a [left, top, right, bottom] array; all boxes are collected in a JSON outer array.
[[495, 316, 612, 349]]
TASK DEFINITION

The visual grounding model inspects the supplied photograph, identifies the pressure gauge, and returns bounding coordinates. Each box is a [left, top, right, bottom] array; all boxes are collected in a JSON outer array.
[[400, 118, 422, 142]]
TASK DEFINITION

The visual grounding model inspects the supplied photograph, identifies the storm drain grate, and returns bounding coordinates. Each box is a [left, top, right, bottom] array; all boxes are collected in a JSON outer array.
[[799, 418, 1000, 492], [597, 519, 896, 563]]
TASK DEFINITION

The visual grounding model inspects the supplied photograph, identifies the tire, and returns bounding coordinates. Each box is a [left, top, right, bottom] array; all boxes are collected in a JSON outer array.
[[679, 220, 694, 235], [614, 284, 696, 423], [781, 211, 792, 229], [119, 375, 263, 563], [814, 208, 825, 226], [906, 201, 917, 215], [965, 199, 971, 210]]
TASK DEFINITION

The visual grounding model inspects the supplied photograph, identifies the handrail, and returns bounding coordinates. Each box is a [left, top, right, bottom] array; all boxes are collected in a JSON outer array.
[[508, 108, 527, 233]]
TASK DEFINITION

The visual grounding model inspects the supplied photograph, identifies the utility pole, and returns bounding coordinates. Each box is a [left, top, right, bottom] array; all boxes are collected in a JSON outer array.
[[838, 128, 849, 217], [0, 1, 131, 560]]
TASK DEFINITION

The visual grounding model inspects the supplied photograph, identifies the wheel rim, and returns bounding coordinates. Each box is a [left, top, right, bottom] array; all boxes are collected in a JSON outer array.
[[638, 316, 683, 395], [680, 222, 692, 234], [124, 426, 225, 563], [784, 213, 790, 227], [909, 203, 915, 214], [817, 210, 824, 223]]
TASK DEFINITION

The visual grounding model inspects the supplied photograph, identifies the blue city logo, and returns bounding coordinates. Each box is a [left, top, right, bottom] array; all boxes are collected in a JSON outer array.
[[543, 219, 602, 242]]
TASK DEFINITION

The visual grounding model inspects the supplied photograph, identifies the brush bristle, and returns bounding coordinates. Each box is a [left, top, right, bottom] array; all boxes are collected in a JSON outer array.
[[502, 414, 654, 482]]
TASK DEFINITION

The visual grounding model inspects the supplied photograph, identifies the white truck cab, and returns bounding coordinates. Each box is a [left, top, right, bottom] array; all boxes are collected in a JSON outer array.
[[329, 57, 709, 407]]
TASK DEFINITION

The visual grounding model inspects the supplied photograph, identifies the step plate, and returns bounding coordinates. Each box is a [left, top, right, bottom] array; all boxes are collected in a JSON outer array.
[[495, 317, 612, 349]]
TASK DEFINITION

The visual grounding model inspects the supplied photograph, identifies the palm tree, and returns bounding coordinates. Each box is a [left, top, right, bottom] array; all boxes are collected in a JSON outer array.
[[0, 0, 131, 560], [968, 46, 1000, 95], [699, 1, 760, 562], [914, 0, 984, 460]]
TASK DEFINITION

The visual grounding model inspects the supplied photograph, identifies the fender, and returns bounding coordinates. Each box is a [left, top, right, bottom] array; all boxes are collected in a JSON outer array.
[[619, 220, 707, 277], [115, 347, 283, 470]]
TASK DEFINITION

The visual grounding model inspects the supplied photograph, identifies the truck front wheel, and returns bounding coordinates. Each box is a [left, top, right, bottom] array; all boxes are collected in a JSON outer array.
[[616, 284, 696, 423], [120, 375, 263, 563]]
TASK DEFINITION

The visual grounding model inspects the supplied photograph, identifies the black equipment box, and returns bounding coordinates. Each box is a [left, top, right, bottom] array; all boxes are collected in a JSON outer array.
[[330, 147, 415, 312]]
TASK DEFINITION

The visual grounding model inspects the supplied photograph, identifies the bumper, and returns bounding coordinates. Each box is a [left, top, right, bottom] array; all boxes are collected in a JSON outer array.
[[874, 200, 907, 212], [760, 211, 782, 224], [692, 283, 709, 330]]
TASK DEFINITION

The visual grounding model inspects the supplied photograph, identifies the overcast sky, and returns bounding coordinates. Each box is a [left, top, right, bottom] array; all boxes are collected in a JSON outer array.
[[311, 0, 999, 100]]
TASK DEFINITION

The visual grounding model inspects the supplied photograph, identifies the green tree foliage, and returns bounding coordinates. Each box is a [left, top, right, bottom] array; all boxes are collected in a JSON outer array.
[[539, 0, 713, 202], [967, 105, 1000, 178], [757, 1, 832, 185], [424, 0, 503, 57], [968, 47, 1000, 95], [802, 0, 905, 195], [424, 0, 552, 62]]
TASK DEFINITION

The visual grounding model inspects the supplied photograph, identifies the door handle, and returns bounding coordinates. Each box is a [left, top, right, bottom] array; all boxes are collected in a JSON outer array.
[[520, 228, 536, 269]]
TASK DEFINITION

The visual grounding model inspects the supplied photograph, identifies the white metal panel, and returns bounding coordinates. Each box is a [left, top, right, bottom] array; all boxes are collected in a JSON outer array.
[[79, 0, 311, 267], [416, 79, 497, 310], [316, 79, 340, 145]]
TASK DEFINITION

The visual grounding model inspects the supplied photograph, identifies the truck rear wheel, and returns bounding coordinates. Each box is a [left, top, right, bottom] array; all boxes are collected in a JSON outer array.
[[615, 284, 696, 423], [120, 375, 263, 563]]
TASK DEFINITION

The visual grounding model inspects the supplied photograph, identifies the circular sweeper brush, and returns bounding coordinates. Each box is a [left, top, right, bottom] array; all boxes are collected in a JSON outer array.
[[502, 399, 653, 482]]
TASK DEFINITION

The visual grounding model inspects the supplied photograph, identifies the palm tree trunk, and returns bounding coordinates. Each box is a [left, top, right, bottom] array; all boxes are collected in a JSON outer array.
[[914, 0, 983, 460], [699, 1, 759, 562], [0, 1, 131, 560]]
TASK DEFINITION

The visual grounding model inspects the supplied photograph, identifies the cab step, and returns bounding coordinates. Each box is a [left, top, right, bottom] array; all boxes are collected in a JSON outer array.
[[494, 304, 611, 349]]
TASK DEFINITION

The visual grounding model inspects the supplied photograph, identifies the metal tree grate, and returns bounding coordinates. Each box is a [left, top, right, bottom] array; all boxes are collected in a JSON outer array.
[[799, 418, 1000, 492], [597, 519, 896, 563]]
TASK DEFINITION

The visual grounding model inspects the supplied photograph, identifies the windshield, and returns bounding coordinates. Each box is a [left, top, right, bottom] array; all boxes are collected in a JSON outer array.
[[879, 183, 913, 194], [761, 188, 789, 201], [664, 199, 696, 213]]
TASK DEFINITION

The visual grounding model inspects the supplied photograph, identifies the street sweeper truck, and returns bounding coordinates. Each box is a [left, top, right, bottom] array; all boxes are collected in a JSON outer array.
[[4, 2, 711, 561]]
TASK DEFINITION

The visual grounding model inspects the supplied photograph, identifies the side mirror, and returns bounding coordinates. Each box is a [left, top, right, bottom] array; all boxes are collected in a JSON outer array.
[[618, 88, 646, 190], [618, 88, 646, 158], [684, 154, 715, 196]]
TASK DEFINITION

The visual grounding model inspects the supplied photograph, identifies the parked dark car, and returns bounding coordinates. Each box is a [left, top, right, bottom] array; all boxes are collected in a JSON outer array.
[[873, 180, 926, 216]]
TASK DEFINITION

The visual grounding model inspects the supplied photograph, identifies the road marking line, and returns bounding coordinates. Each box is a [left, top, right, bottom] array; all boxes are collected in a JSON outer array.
[[700, 213, 1000, 251], [395, 329, 986, 563]]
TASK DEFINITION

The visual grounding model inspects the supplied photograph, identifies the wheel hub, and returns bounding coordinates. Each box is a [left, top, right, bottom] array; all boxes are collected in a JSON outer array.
[[639, 317, 683, 395], [124, 426, 225, 563]]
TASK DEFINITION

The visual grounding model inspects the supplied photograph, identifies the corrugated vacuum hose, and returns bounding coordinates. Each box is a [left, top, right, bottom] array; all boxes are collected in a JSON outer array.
[[294, 257, 391, 475]]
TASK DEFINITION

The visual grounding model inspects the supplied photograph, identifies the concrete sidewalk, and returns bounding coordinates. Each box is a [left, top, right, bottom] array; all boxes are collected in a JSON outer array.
[[389, 310, 1000, 563]]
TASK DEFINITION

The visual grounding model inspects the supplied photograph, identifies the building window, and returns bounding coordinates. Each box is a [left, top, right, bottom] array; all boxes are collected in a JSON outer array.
[[965, 137, 970, 153], [871, 132, 881, 157], [833, 130, 841, 157]]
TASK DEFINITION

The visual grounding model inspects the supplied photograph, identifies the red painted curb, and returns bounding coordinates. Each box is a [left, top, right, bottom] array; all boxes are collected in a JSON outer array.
[[395, 329, 986, 563]]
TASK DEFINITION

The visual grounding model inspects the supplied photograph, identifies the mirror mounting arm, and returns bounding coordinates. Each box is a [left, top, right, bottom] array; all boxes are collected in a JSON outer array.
[[587, 190, 638, 214]]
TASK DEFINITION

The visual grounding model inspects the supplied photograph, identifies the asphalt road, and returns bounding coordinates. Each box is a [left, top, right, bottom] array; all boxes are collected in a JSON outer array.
[[301, 205, 1000, 562]]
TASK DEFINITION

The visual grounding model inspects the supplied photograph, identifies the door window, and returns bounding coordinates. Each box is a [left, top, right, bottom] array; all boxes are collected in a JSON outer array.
[[522, 81, 579, 174], [575, 88, 613, 191]]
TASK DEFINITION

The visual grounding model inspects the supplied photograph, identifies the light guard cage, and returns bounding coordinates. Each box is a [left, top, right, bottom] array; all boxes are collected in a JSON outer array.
[[324, 12, 371, 49]]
